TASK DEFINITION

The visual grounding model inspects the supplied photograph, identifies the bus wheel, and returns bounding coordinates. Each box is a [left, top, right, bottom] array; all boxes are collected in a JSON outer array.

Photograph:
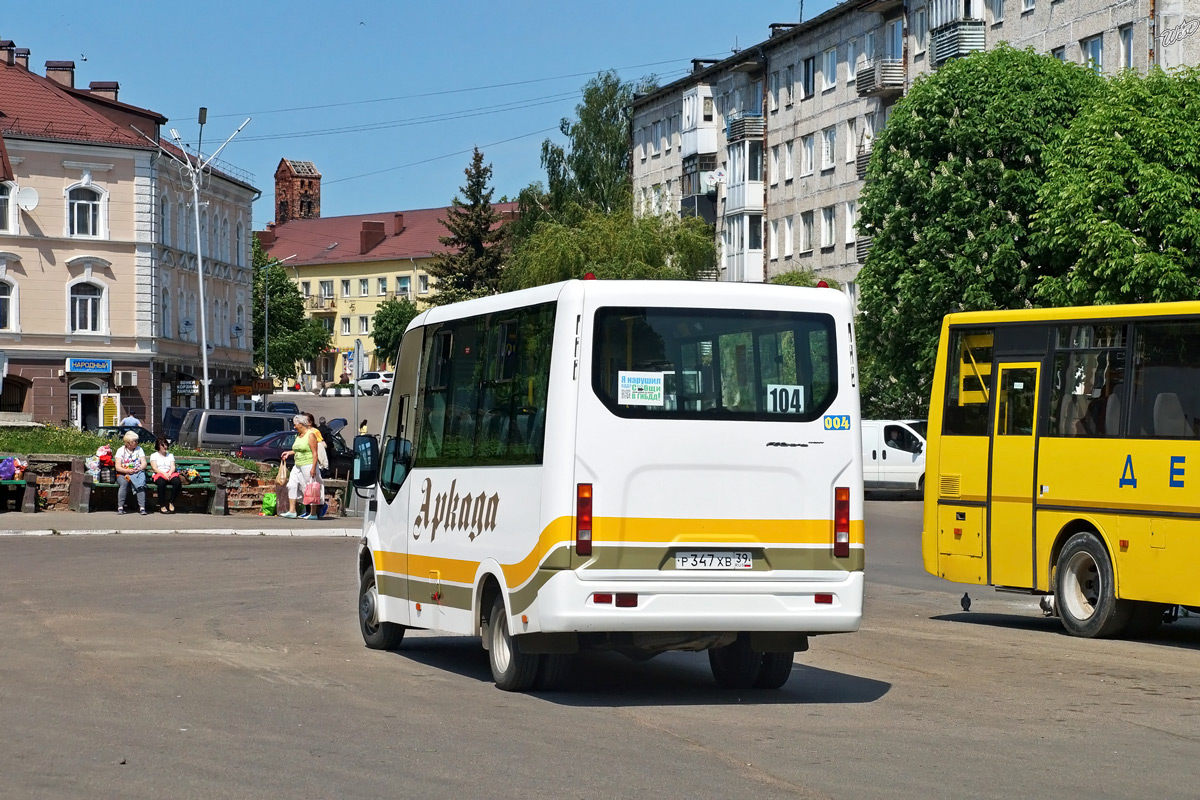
[[359, 567, 406, 650], [754, 652, 795, 689], [535, 654, 573, 691], [488, 595, 539, 692], [1055, 532, 1131, 638], [708, 633, 760, 690]]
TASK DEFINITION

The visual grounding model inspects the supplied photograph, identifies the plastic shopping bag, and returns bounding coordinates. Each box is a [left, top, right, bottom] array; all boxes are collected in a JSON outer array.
[[275, 462, 288, 487], [261, 492, 277, 516], [302, 480, 323, 506]]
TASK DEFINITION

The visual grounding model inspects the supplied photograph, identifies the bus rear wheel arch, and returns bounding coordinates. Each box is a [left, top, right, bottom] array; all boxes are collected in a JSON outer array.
[[1055, 530, 1132, 638]]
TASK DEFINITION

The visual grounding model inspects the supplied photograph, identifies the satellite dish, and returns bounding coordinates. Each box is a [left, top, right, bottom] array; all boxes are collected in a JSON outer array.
[[206, 341, 215, 354], [179, 317, 195, 334], [15, 187, 38, 211], [231, 324, 244, 339], [703, 171, 718, 188], [713, 170, 726, 184]]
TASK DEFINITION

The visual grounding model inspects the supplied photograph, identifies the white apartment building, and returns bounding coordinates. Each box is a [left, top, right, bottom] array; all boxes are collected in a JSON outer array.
[[632, 0, 1198, 300]]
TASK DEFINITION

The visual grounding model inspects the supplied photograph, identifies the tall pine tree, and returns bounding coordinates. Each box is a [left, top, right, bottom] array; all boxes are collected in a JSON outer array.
[[428, 148, 506, 305]]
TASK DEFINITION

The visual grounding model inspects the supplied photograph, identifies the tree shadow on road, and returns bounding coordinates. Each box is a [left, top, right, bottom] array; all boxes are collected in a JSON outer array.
[[931, 611, 1200, 650], [388, 635, 891, 706]]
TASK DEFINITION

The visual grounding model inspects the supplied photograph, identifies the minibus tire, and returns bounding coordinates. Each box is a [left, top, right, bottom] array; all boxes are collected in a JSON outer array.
[[535, 654, 573, 691], [754, 652, 795, 689], [708, 633, 760, 690], [1055, 531, 1131, 638], [359, 568, 406, 650], [488, 595, 539, 692]]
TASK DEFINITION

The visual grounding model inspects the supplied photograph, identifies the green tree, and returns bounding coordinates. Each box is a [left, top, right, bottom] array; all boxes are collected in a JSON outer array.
[[1033, 66, 1200, 306], [251, 237, 332, 381], [770, 270, 842, 290], [370, 297, 420, 368], [856, 46, 1102, 414], [504, 207, 715, 290], [428, 147, 507, 305], [540, 70, 658, 217]]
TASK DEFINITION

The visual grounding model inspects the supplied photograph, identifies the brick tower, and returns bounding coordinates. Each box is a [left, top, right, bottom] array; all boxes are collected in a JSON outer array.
[[274, 158, 321, 224]]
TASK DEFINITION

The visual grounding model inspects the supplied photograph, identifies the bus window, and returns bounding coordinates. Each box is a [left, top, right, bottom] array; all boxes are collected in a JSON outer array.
[[942, 328, 992, 436], [1131, 321, 1200, 439], [1049, 349, 1126, 437]]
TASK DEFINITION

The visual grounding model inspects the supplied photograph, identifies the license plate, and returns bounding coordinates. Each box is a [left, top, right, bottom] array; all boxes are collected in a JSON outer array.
[[674, 551, 753, 570]]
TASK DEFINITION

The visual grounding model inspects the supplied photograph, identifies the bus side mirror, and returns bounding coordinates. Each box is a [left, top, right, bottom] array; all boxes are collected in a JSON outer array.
[[352, 434, 380, 488]]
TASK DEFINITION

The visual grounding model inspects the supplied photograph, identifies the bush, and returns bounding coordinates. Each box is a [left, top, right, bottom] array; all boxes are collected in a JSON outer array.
[[0, 424, 258, 471]]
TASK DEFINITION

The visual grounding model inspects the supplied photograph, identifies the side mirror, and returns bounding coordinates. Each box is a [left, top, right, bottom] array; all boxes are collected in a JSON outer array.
[[352, 434, 380, 488], [915, 441, 924, 455], [380, 437, 413, 489]]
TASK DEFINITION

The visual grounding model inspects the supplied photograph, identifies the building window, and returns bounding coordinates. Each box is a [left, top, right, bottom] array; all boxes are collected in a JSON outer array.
[[340, 316, 350, 335], [703, 96, 713, 121], [785, 141, 794, 181], [848, 39, 859, 81], [1082, 35, 1103, 72], [802, 57, 815, 99], [177, 202, 187, 249], [418, 274, 429, 294], [800, 211, 814, 253], [359, 316, 370, 334], [914, 9, 928, 55], [220, 218, 229, 262], [359, 278, 369, 297], [784, 216, 794, 258], [823, 48, 837, 90], [235, 222, 244, 266], [845, 200, 858, 244], [885, 19, 904, 61], [770, 145, 780, 186], [822, 127, 837, 171], [398, 276, 411, 298], [769, 219, 779, 260], [821, 206, 835, 248], [320, 280, 333, 298], [1119, 25, 1133, 69], [748, 214, 763, 251], [847, 119, 857, 163], [1022, 0, 1034, 11], [1051, 46, 1066, 61], [784, 64, 795, 105], [68, 187, 103, 237], [69, 281, 103, 333], [769, 71, 780, 112], [341, 279, 351, 297], [159, 196, 169, 245], [162, 288, 171, 339], [301, 281, 311, 297], [801, 135, 815, 176], [377, 277, 388, 295], [0, 281, 14, 330], [989, 0, 1004, 22]]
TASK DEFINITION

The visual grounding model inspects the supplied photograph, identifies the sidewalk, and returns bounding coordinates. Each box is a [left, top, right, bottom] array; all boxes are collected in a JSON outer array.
[[0, 511, 360, 537]]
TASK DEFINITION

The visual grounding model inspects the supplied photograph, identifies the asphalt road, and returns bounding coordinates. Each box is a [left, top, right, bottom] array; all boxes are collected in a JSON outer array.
[[2, 501, 1198, 799]]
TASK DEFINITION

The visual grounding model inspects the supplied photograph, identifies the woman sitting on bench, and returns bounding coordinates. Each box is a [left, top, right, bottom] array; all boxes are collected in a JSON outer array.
[[115, 431, 148, 515], [150, 437, 182, 514]]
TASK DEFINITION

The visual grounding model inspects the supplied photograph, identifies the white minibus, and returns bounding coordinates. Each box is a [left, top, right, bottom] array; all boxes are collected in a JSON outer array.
[[351, 279, 865, 691], [861, 419, 927, 492]]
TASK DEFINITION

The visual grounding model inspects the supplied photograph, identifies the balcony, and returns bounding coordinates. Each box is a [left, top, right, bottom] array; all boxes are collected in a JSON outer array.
[[856, 145, 873, 181], [856, 237, 873, 263], [725, 110, 764, 143], [724, 181, 765, 215], [931, 20, 986, 67], [305, 296, 337, 312], [856, 59, 906, 97]]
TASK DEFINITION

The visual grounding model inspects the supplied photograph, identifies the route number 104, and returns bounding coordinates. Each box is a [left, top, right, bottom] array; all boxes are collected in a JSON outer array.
[[767, 384, 805, 414]]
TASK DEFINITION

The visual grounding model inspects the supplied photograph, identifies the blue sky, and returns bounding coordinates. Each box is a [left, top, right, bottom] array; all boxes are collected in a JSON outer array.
[[6, 0, 839, 225]]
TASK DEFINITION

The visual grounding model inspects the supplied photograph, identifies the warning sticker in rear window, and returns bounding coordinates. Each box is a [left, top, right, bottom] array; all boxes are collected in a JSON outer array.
[[617, 371, 665, 406]]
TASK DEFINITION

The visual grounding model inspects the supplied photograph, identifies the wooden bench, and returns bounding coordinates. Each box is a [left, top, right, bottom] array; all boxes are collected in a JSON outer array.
[[0, 474, 39, 512], [71, 457, 227, 515]]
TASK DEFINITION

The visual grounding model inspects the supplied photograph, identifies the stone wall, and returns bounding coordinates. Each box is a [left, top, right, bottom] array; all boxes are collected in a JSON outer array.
[[221, 460, 345, 516]]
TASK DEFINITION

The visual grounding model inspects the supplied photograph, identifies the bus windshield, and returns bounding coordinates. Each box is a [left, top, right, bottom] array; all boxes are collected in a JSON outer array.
[[591, 306, 837, 421]]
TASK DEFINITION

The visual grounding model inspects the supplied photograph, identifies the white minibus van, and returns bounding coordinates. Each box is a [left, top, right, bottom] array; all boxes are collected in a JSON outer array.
[[351, 279, 865, 691], [860, 420, 927, 492]]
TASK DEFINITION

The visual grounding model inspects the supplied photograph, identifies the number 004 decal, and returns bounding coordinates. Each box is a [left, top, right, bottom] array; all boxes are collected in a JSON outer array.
[[823, 414, 852, 430]]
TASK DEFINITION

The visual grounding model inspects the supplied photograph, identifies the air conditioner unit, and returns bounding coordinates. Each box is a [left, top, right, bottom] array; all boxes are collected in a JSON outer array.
[[114, 370, 138, 388]]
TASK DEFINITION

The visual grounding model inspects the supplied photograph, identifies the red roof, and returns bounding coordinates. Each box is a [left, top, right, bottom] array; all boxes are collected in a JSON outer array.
[[257, 203, 518, 266], [0, 60, 159, 148]]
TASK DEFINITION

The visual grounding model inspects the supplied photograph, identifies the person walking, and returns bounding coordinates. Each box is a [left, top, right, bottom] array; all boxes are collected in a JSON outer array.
[[279, 414, 322, 519], [114, 431, 148, 515], [149, 437, 182, 513]]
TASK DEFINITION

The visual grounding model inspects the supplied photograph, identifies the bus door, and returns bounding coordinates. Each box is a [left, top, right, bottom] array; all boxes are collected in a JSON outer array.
[[988, 362, 1041, 589]]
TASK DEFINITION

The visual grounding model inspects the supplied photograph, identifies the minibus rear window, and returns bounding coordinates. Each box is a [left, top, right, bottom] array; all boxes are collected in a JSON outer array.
[[592, 307, 837, 421]]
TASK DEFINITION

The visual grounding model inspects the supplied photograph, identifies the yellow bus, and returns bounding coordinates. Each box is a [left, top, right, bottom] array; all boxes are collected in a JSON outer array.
[[922, 302, 1200, 638]]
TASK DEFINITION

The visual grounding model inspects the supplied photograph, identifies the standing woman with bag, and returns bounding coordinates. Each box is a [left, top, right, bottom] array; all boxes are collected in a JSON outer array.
[[279, 414, 322, 519], [115, 431, 148, 515]]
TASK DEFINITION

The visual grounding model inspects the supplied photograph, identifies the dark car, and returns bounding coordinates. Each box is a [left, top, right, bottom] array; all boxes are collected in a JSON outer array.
[[95, 425, 158, 446], [161, 406, 192, 443], [236, 421, 354, 478], [266, 400, 300, 414]]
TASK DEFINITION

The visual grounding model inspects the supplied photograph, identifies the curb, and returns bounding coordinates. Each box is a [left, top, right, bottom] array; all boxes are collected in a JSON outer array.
[[0, 528, 359, 537]]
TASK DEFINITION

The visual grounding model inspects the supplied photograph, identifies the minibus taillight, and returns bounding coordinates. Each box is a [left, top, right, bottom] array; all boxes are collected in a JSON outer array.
[[576, 483, 593, 556], [833, 487, 850, 558]]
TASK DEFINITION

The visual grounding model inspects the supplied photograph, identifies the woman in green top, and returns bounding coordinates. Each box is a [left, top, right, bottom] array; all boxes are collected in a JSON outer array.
[[280, 414, 322, 519]]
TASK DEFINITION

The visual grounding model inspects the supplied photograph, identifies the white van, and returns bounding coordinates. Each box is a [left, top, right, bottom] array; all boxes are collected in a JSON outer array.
[[860, 420, 927, 492], [351, 279, 865, 692]]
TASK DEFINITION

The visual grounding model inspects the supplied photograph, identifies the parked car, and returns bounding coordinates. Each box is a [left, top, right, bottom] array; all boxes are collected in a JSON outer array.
[[265, 400, 300, 414], [237, 420, 354, 478], [176, 409, 295, 452], [356, 372, 393, 395], [94, 425, 158, 446], [861, 419, 927, 492]]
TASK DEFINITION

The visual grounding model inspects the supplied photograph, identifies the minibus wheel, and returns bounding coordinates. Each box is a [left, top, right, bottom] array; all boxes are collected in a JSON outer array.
[[754, 651, 795, 689], [536, 654, 573, 691], [708, 633, 760, 690], [488, 595, 539, 692], [359, 567, 406, 650], [1055, 531, 1131, 638]]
